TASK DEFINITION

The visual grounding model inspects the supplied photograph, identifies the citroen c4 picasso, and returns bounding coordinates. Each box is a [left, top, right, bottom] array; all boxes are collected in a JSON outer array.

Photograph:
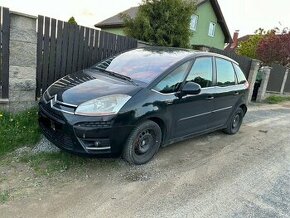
[[39, 47, 249, 165]]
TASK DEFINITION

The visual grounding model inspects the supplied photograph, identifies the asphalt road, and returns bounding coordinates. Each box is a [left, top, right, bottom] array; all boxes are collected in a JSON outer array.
[[1, 103, 290, 218]]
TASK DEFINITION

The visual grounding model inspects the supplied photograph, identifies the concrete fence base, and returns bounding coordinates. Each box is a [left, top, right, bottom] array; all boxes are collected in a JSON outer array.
[[256, 66, 272, 102], [0, 12, 37, 113]]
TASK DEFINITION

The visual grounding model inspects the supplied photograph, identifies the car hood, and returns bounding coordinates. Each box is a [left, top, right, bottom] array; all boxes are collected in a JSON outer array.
[[46, 69, 142, 105]]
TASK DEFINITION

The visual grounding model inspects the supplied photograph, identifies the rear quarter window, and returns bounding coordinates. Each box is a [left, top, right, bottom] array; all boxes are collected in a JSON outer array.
[[233, 64, 247, 84]]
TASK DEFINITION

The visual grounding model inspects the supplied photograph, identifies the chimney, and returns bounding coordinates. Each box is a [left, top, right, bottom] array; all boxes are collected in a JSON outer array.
[[230, 30, 239, 49]]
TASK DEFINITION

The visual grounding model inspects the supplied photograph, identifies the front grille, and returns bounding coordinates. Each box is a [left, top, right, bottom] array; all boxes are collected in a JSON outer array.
[[76, 121, 112, 128], [40, 103, 64, 123], [39, 119, 74, 150], [43, 91, 53, 102]]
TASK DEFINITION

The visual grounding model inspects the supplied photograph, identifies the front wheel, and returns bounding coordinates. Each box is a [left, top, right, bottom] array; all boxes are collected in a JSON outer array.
[[223, 108, 244, 135], [122, 120, 162, 165]]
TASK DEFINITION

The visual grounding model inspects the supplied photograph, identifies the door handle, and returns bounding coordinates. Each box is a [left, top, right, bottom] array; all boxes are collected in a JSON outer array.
[[233, 91, 240, 96], [206, 96, 214, 100], [165, 100, 174, 105]]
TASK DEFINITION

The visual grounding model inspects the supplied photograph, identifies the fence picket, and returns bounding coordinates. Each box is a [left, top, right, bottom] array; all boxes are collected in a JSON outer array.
[[41, 17, 51, 91], [77, 26, 85, 70], [55, 20, 64, 80], [66, 24, 75, 75], [1, 7, 10, 99], [60, 22, 69, 78], [48, 18, 57, 86], [72, 25, 80, 73], [83, 28, 89, 68], [0, 7, 2, 86]]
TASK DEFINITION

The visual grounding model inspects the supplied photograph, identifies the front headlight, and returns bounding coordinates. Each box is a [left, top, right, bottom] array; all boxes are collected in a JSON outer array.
[[75, 94, 131, 116]]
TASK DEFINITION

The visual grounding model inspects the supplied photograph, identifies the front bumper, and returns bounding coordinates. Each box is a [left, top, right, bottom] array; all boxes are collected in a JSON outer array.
[[38, 102, 134, 156]]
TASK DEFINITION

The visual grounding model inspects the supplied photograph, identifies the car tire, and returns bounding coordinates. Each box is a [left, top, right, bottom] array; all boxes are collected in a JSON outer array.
[[223, 107, 244, 135], [122, 120, 162, 165]]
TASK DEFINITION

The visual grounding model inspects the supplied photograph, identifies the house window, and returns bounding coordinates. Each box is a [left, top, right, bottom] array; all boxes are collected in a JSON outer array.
[[190, 15, 198, 31], [208, 22, 216, 37]]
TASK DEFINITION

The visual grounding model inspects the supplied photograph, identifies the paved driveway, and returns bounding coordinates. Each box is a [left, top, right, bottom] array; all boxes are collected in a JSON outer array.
[[1, 103, 290, 218]]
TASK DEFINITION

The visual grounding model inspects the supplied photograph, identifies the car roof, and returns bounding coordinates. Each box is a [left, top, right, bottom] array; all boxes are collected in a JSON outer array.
[[131, 47, 239, 65]]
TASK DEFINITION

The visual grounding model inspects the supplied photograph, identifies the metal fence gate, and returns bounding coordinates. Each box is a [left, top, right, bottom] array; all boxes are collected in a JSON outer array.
[[36, 16, 138, 98], [266, 64, 287, 92], [0, 7, 10, 99]]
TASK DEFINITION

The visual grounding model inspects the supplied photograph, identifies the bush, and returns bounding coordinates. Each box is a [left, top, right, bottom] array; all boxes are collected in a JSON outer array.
[[122, 0, 196, 48]]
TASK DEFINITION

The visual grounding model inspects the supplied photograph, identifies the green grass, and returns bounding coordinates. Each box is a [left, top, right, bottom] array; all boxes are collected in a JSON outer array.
[[20, 152, 89, 175], [265, 95, 290, 104], [0, 108, 41, 156], [0, 190, 10, 204], [20, 152, 122, 176]]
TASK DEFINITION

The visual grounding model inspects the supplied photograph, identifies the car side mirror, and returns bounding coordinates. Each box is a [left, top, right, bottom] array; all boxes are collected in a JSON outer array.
[[181, 82, 201, 96]]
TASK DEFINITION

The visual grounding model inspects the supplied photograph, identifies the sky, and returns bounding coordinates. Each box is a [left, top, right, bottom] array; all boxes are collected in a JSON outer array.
[[1, 0, 290, 37]]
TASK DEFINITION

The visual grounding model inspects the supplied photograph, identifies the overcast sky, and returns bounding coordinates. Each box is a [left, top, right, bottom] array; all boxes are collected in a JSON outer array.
[[1, 0, 289, 37]]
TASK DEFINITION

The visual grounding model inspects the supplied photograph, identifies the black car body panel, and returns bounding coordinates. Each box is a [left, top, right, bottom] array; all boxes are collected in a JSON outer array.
[[39, 47, 248, 157], [46, 69, 143, 105]]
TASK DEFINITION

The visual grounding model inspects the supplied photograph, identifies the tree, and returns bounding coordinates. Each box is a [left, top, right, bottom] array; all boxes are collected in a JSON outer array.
[[68, 17, 77, 25], [256, 32, 290, 67], [122, 0, 196, 48], [236, 29, 266, 59]]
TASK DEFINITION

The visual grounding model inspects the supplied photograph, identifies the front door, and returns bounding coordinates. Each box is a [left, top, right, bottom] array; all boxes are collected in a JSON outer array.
[[173, 57, 215, 138]]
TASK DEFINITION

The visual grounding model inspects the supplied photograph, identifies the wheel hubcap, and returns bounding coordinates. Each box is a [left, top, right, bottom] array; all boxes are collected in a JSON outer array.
[[134, 130, 155, 155], [232, 114, 240, 129]]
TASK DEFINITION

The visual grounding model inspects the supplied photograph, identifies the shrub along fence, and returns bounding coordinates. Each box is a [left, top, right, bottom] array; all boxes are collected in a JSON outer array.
[[0, 7, 10, 100], [36, 16, 138, 98]]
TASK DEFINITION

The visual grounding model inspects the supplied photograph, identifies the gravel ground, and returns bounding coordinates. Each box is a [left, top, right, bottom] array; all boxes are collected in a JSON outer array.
[[32, 137, 60, 154], [1, 103, 290, 218]]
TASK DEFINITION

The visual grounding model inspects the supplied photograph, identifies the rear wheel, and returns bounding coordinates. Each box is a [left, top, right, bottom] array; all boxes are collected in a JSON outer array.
[[122, 120, 162, 165], [223, 107, 244, 135]]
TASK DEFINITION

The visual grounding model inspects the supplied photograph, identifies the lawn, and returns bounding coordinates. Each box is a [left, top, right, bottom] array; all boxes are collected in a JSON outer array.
[[0, 108, 41, 156], [265, 95, 290, 104]]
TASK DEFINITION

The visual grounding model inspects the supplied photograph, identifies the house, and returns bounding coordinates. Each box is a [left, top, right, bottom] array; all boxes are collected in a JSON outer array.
[[95, 0, 232, 49]]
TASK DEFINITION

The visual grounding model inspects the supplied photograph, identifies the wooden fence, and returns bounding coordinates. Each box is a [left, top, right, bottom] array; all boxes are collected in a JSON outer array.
[[36, 16, 138, 98], [0, 7, 10, 99], [209, 47, 252, 79]]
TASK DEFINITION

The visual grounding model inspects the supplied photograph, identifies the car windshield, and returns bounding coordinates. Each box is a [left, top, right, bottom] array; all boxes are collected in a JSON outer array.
[[93, 48, 193, 83]]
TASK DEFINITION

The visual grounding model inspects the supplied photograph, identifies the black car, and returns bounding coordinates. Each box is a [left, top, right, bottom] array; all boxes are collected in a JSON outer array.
[[39, 47, 249, 165]]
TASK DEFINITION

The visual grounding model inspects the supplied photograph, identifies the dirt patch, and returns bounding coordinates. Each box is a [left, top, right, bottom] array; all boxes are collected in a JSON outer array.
[[1, 104, 290, 217]]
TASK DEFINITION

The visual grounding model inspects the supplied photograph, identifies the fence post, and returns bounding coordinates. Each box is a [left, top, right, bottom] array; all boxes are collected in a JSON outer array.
[[256, 66, 272, 102], [246, 59, 260, 103], [8, 11, 37, 112], [280, 68, 289, 94]]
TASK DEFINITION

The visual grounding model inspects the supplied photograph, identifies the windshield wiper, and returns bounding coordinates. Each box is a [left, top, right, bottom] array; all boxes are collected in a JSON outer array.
[[93, 67, 136, 85]]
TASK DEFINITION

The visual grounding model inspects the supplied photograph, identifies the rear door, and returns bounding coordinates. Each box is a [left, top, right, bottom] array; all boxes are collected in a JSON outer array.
[[211, 58, 241, 128]]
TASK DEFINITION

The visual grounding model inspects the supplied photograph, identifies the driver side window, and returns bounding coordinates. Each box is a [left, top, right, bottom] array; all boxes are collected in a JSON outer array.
[[154, 62, 191, 94], [186, 57, 213, 88]]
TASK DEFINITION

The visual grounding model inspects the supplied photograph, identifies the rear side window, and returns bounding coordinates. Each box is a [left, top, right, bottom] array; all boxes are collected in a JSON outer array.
[[186, 57, 213, 88], [154, 62, 191, 93], [233, 64, 247, 84], [216, 58, 236, 86]]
